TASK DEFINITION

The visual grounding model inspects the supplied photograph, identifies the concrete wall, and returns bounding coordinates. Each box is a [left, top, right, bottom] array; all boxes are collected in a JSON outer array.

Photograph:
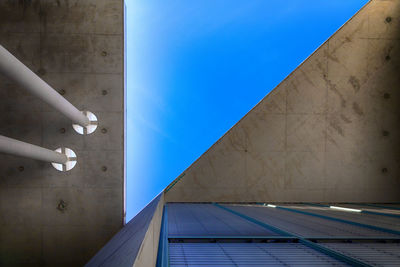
[[86, 194, 163, 267], [132, 194, 164, 267], [0, 1, 124, 266], [166, 0, 400, 203]]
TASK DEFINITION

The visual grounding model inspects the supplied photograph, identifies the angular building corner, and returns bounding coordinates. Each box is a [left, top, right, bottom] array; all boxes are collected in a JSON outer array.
[[86, 194, 164, 267], [1, 0, 398, 266], [165, 0, 400, 204], [88, 0, 400, 266]]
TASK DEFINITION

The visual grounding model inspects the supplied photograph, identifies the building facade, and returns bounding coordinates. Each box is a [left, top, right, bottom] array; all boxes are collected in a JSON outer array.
[[0, 0, 399, 266], [88, 0, 400, 266]]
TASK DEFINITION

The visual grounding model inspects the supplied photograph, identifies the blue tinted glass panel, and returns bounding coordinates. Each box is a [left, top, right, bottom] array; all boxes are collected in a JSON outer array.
[[322, 242, 400, 266], [167, 203, 278, 237], [283, 205, 400, 232], [225, 204, 397, 238], [169, 243, 348, 266]]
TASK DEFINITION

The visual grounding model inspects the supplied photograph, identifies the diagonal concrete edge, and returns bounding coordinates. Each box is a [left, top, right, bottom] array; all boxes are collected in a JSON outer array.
[[85, 193, 163, 267], [132, 193, 164, 267], [165, 0, 400, 203]]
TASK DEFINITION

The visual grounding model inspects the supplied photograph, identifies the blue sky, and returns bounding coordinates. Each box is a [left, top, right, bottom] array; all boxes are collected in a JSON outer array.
[[125, 0, 368, 221]]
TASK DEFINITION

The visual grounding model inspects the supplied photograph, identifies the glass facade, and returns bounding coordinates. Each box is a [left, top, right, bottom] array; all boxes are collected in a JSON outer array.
[[158, 203, 400, 266], [170, 243, 347, 267]]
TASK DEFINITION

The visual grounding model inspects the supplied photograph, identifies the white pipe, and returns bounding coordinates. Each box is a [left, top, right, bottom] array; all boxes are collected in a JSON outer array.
[[0, 45, 90, 127], [0, 135, 68, 164]]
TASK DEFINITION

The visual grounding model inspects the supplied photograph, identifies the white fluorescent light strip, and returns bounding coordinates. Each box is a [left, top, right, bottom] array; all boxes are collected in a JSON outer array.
[[330, 206, 361, 212], [267, 204, 276, 208]]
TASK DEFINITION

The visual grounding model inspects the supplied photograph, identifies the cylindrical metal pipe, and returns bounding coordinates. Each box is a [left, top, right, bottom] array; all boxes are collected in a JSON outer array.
[[0, 135, 68, 164], [0, 45, 90, 127]]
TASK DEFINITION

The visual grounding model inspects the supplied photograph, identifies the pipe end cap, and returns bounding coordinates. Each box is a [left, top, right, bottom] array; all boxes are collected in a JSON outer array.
[[72, 111, 98, 135], [52, 147, 77, 171]]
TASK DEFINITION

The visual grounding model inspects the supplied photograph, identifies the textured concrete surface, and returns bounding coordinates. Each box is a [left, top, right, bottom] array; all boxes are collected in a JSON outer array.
[[0, 1, 124, 266], [133, 194, 164, 267], [86, 194, 163, 267], [166, 0, 400, 203]]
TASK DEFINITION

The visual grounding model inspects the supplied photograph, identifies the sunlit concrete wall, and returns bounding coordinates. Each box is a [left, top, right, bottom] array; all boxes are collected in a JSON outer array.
[[86, 194, 164, 267], [166, 0, 400, 203], [0, 1, 124, 266]]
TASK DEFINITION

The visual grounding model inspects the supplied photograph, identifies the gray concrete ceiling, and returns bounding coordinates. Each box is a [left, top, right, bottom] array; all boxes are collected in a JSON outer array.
[[0, 1, 124, 266]]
